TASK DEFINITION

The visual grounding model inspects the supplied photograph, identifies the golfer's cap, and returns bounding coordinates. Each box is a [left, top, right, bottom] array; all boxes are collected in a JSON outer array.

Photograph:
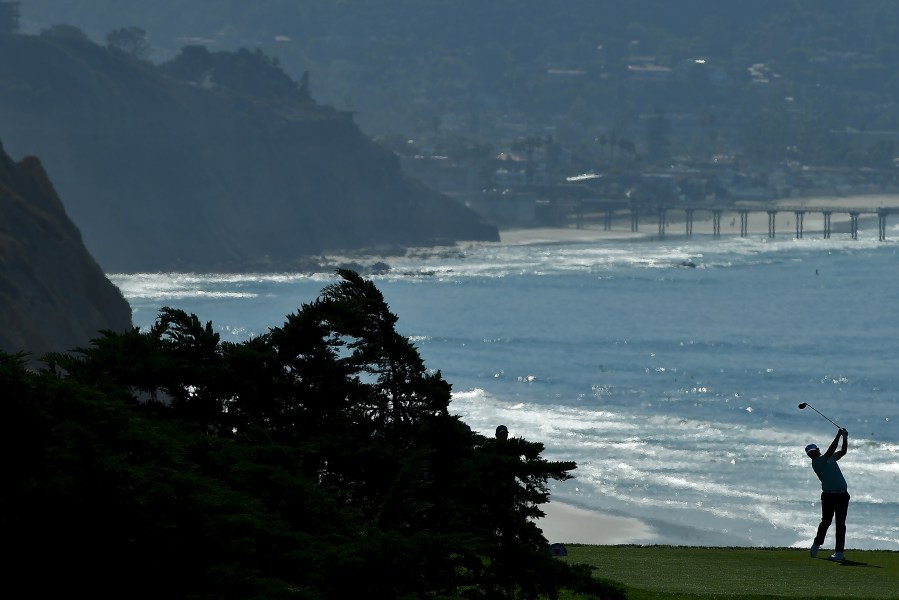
[[496, 424, 508, 435], [805, 443, 818, 455]]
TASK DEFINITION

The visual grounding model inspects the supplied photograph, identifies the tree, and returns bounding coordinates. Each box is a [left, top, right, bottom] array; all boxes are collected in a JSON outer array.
[[299, 69, 311, 99], [39, 24, 91, 43], [106, 26, 151, 61], [511, 136, 545, 184], [6, 271, 593, 599], [644, 108, 672, 164]]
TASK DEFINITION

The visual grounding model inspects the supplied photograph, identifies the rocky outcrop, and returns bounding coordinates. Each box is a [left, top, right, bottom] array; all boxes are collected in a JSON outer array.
[[0, 139, 133, 363]]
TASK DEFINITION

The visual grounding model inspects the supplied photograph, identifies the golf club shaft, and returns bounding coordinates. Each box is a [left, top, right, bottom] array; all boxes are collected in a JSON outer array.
[[806, 404, 841, 429]]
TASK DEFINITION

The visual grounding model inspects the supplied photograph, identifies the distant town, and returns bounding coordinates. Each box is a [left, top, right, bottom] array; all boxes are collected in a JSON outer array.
[[400, 148, 899, 230]]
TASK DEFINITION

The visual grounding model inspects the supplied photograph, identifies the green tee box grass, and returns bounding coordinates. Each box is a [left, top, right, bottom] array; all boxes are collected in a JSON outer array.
[[564, 545, 899, 599]]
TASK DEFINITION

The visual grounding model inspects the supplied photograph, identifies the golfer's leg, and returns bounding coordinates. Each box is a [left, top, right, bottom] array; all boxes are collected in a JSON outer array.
[[834, 493, 849, 553], [814, 493, 834, 546]]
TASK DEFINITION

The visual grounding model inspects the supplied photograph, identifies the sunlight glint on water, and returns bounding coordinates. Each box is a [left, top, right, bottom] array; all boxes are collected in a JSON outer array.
[[111, 231, 899, 549]]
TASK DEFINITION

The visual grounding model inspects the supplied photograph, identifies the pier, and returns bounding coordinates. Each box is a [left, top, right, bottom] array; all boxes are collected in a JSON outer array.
[[573, 200, 898, 241]]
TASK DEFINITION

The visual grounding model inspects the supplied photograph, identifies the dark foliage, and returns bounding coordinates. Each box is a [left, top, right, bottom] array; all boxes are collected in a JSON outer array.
[[2, 271, 610, 599]]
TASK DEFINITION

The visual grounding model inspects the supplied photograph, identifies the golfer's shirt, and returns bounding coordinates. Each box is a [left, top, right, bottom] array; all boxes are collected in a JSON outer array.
[[811, 455, 848, 493]]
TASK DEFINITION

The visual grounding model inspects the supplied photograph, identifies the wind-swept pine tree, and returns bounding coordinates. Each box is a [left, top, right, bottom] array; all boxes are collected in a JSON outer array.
[[4, 270, 607, 599]]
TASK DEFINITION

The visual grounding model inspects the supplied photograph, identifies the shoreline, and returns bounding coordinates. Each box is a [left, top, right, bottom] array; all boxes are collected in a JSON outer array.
[[496, 193, 899, 549], [307, 193, 899, 278], [538, 501, 761, 548], [538, 501, 658, 546]]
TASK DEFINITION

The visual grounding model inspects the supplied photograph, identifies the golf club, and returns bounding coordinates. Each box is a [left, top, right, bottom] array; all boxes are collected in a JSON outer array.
[[797, 402, 843, 430]]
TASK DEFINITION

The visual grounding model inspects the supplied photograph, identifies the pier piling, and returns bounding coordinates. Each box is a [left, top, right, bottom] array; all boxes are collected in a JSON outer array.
[[794, 210, 805, 238]]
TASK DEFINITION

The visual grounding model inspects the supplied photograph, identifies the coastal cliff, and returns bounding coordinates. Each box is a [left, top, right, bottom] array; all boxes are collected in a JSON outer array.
[[0, 139, 133, 362], [0, 31, 499, 273]]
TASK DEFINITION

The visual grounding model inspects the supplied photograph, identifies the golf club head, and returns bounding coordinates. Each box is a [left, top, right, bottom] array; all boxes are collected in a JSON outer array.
[[798, 403, 807, 409]]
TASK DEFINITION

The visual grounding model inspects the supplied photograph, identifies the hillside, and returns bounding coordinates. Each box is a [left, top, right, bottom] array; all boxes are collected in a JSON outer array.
[[14, 0, 899, 164], [0, 138, 132, 362], [0, 30, 498, 273]]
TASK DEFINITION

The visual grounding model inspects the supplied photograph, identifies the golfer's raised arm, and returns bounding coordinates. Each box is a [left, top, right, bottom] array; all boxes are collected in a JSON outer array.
[[834, 428, 848, 460], [824, 429, 843, 457]]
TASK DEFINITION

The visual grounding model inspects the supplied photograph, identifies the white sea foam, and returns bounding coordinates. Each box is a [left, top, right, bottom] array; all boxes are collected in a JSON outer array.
[[115, 233, 899, 549], [448, 383, 898, 549]]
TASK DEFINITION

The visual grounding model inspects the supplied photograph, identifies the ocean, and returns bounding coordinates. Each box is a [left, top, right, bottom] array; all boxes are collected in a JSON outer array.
[[110, 223, 899, 551]]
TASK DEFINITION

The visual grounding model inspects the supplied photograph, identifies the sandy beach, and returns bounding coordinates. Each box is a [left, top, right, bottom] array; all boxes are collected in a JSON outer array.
[[499, 193, 899, 246], [538, 502, 658, 545]]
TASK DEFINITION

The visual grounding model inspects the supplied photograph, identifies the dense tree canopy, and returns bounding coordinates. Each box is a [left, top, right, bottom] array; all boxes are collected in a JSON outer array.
[[2, 271, 621, 599]]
